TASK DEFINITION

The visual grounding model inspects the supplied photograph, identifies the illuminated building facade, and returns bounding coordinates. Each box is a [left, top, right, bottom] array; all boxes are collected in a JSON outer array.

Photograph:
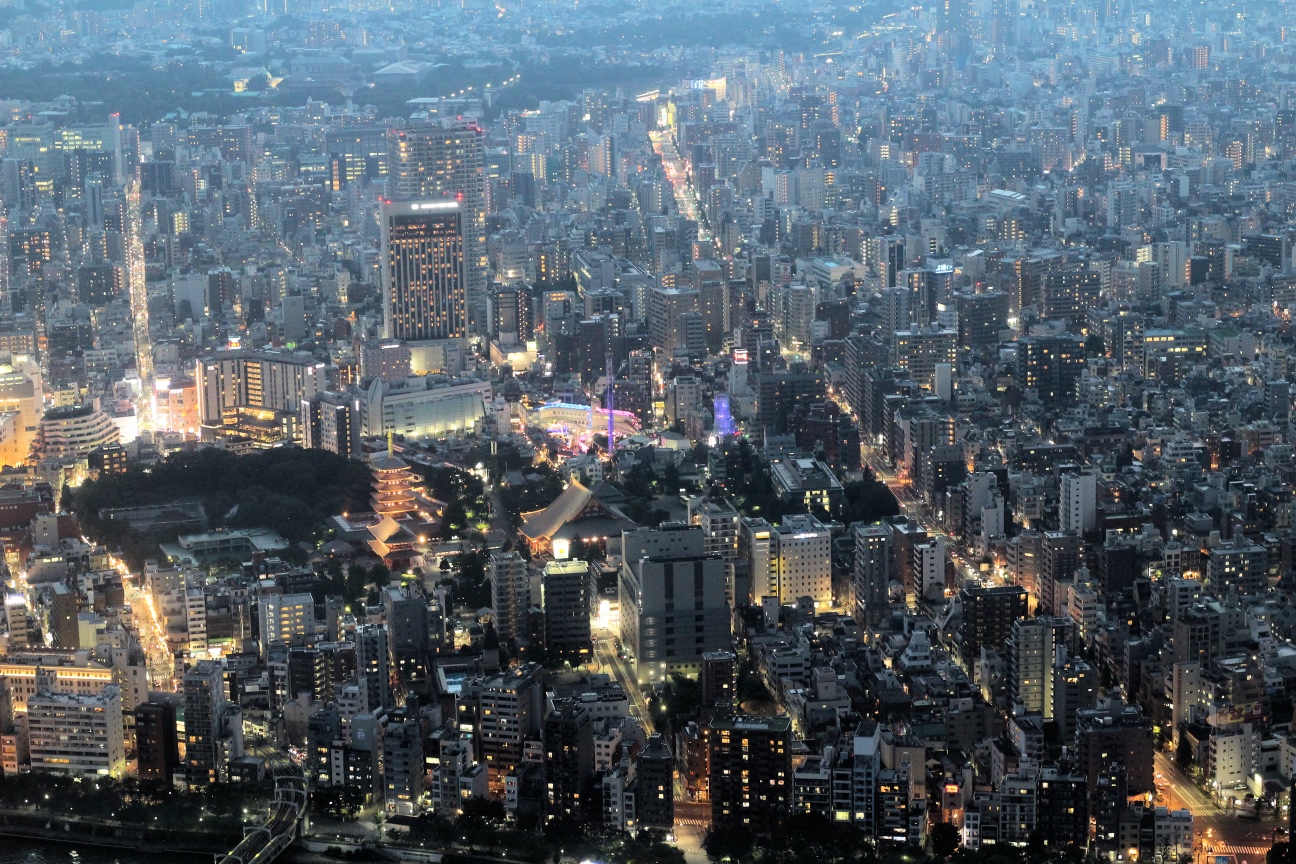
[[386, 120, 487, 334], [380, 199, 467, 343]]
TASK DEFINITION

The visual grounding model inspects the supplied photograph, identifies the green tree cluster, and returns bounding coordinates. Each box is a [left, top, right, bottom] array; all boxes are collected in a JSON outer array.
[[717, 439, 899, 526], [0, 773, 270, 835], [497, 465, 566, 528], [403, 797, 682, 864], [73, 447, 373, 569]]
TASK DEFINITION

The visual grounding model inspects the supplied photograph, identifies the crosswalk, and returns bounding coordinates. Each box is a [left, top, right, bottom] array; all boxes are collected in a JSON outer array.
[[1217, 844, 1272, 859]]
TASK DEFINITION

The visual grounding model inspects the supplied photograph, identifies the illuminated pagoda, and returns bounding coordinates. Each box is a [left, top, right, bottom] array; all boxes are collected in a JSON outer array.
[[320, 434, 434, 568], [370, 434, 418, 517]]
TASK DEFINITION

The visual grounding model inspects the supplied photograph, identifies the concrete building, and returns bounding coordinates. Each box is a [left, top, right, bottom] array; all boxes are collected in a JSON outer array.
[[543, 559, 592, 654], [183, 660, 239, 786], [386, 120, 487, 333], [358, 375, 491, 439], [463, 663, 544, 786], [380, 199, 468, 343], [619, 523, 731, 683], [258, 592, 316, 652], [383, 716, 425, 816], [710, 715, 792, 831], [852, 522, 892, 626], [195, 349, 324, 441], [1059, 469, 1097, 536], [543, 697, 594, 821], [27, 682, 125, 778], [38, 405, 121, 459], [489, 551, 532, 644], [772, 513, 833, 607]]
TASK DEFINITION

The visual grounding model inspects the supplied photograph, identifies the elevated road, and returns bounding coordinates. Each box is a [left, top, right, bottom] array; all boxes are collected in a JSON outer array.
[[218, 756, 307, 864]]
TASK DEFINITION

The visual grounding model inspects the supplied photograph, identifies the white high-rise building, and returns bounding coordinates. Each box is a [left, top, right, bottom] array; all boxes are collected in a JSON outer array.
[[741, 517, 779, 606], [773, 514, 833, 608], [1059, 470, 1097, 535], [258, 593, 316, 652], [912, 535, 946, 603], [27, 682, 126, 778]]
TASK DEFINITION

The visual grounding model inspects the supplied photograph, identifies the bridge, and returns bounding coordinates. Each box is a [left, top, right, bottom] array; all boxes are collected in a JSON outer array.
[[217, 755, 308, 864]]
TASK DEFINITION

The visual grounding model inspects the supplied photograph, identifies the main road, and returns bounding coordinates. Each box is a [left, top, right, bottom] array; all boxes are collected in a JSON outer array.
[[1154, 751, 1278, 863], [648, 130, 712, 246]]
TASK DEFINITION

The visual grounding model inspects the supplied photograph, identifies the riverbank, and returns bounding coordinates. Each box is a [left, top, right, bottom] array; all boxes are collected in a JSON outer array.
[[0, 809, 242, 856]]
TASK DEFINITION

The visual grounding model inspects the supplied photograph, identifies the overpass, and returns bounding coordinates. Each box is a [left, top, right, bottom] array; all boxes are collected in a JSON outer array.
[[217, 756, 308, 864]]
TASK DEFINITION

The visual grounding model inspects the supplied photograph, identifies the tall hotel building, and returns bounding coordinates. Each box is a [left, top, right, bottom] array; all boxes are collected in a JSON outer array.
[[380, 200, 468, 343], [387, 120, 487, 334]]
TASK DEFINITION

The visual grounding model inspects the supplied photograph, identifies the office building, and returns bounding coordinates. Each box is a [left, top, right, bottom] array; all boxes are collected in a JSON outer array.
[[741, 517, 778, 607], [852, 522, 892, 626], [770, 513, 833, 607], [647, 285, 700, 358], [619, 524, 731, 683], [689, 497, 740, 605], [770, 456, 844, 513], [135, 698, 180, 782]]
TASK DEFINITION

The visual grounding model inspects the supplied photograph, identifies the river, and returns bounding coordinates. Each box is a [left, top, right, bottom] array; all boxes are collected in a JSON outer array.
[[0, 840, 211, 863]]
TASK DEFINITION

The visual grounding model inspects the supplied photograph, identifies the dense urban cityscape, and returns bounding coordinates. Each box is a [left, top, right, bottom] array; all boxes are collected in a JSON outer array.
[[0, 0, 1292, 862]]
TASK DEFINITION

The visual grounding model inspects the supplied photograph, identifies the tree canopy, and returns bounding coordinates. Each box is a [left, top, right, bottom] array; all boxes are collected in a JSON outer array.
[[73, 446, 373, 568]]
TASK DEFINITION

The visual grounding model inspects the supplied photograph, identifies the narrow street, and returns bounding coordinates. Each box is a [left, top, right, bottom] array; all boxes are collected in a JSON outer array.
[[593, 628, 655, 734]]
